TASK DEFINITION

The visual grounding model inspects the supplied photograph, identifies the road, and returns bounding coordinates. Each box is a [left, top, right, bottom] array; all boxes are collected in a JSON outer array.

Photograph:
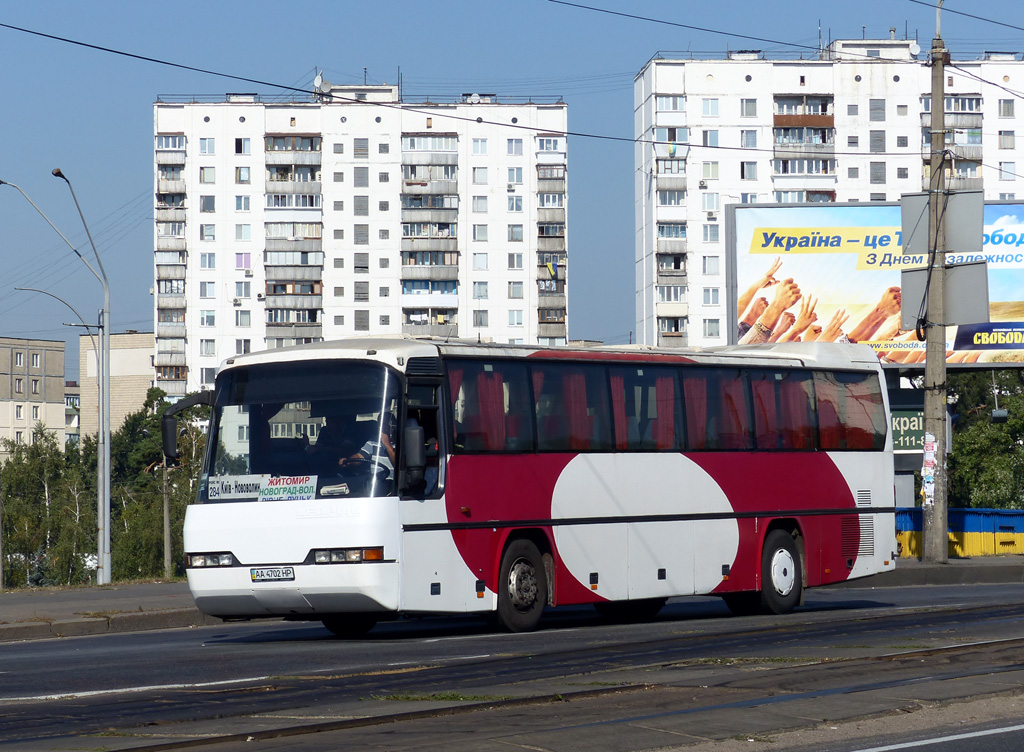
[[3, 583, 1024, 751]]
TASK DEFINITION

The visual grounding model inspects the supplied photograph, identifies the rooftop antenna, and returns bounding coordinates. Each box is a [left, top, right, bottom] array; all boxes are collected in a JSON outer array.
[[364, 67, 368, 85]]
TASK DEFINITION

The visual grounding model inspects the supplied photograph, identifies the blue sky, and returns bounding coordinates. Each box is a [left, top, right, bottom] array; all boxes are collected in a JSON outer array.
[[1, 1, 1019, 378]]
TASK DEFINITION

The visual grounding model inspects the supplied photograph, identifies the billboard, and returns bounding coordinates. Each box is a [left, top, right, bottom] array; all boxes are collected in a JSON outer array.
[[728, 202, 1024, 366]]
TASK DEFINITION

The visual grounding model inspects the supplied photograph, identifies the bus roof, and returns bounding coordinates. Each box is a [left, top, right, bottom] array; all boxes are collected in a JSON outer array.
[[216, 335, 883, 377]]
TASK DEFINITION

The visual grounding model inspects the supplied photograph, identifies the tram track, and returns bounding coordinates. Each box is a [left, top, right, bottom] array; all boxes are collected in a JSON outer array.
[[4, 600, 1024, 751]]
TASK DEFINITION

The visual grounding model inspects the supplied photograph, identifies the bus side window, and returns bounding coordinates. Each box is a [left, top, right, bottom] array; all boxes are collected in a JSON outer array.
[[445, 359, 533, 453]]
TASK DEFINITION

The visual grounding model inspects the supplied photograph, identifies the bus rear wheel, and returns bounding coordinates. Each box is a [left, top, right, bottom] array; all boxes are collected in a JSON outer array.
[[496, 539, 547, 633], [322, 614, 377, 638], [760, 530, 802, 615]]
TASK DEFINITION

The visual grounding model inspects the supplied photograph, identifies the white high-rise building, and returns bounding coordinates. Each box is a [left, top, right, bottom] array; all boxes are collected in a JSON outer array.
[[636, 37, 1024, 347], [154, 85, 568, 397]]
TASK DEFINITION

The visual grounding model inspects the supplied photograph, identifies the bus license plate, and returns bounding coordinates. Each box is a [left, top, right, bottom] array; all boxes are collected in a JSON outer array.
[[250, 567, 295, 582]]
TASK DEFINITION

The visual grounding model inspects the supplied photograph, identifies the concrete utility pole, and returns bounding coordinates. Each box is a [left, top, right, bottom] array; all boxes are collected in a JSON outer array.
[[922, 3, 949, 564]]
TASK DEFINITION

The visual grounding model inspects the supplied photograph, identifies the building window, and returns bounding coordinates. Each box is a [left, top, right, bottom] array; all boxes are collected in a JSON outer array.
[[897, 135, 909, 148], [354, 224, 369, 245], [741, 193, 757, 204], [896, 104, 909, 116], [508, 195, 522, 212], [354, 138, 369, 158], [31, 353, 39, 368], [235, 224, 251, 241], [702, 98, 719, 116], [1000, 131, 1016, 149], [509, 310, 523, 327], [379, 200, 390, 212], [200, 195, 215, 212], [848, 166, 859, 179], [334, 171, 344, 183], [656, 95, 685, 111], [701, 162, 719, 180], [703, 224, 720, 242], [658, 190, 686, 206], [740, 130, 757, 148], [701, 193, 720, 212], [235, 166, 250, 184], [235, 137, 250, 155], [848, 104, 859, 116], [235, 281, 251, 298], [201, 368, 216, 385], [472, 138, 487, 155], [740, 98, 757, 117], [740, 162, 757, 180], [508, 167, 523, 184], [473, 282, 489, 299], [508, 224, 523, 242], [702, 130, 719, 147], [354, 282, 370, 302], [703, 287, 720, 305], [1000, 162, 1016, 180], [200, 224, 216, 241], [31, 405, 39, 421], [354, 196, 369, 216], [870, 193, 886, 201], [200, 252, 215, 269], [15, 405, 23, 419], [869, 162, 886, 183], [474, 310, 489, 327], [14, 352, 23, 367], [14, 378, 23, 394], [1000, 99, 1015, 118], [848, 136, 859, 148], [200, 167, 215, 183], [508, 252, 523, 269], [235, 195, 250, 211], [200, 339, 216, 356], [538, 137, 561, 151], [1000, 193, 1016, 200], [897, 167, 909, 179], [507, 138, 523, 155], [869, 99, 886, 121], [702, 255, 720, 275], [235, 310, 251, 327], [380, 229, 390, 240], [473, 167, 488, 184], [703, 319, 721, 338], [199, 138, 215, 154], [200, 310, 216, 327], [472, 195, 488, 212], [235, 252, 250, 269], [473, 253, 488, 270], [354, 252, 370, 273], [869, 131, 885, 153], [473, 224, 488, 242], [508, 281, 524, 299], [199, 281, 216, 298], [353, 166, 369, 187]]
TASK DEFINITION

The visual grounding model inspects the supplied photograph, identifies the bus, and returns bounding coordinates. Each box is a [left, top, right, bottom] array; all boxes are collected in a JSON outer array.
[[163, 336, 896, 636]]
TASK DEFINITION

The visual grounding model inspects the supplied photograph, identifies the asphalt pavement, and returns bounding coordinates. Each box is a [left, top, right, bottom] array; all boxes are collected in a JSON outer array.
[[1, 556, 1022, 643]]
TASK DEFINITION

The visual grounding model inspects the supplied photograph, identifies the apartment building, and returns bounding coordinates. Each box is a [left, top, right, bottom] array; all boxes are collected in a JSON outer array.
[[635, 36, 1024, 347], [0, 337, 65, 456], [78, 331, 155, 437], [154, 85, 568, 397]]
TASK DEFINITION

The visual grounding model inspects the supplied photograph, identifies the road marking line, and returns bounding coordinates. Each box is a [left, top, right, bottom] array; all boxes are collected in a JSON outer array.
[[0, 675, 273, 703], [851, 722, 1024, 751]]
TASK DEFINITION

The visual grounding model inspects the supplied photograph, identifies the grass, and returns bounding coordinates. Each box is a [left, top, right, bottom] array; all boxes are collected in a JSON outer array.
[[367, 691, 515, 702]]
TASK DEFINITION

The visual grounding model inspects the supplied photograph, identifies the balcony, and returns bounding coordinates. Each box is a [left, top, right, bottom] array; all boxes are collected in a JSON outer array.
[[155, 207, 186, 222], [537, 236, 566, 253], [657, 237, 687, 253], [154, 352, 187, 367], [265, 151, 321, 166], [159, 380, 187, 398], [401, 237, 459, 253], [657, 269, 688, 285], [401, 264, 459, 281], [265, 237, 322, 252], [538, 322, 567, 338], [656, 174, 687, 191], [657, 301, 689, 318], [156, 150, 186, 166], [264, 294, 322, 309], [538, 292, 567, 308], [155, 264, 186, 279], [156, 322, 186, 338], [946, 145, 983, 161], [538, 178, 566, 193], [266, 180, 322, 194], [773, 142, 836, 160], [402, 152, 459, 166], [921, 112, 982, 129], [773, 113, 834, 128], [265, 265, 323, 281], [657, 331, 689, 348], [944, 175, 984, 191], [157, 294, 186, 309], [403, 323, 458, 337], [157, 179, 186, 194], [400, 208, 459, 223], [266, 323, 322, 339], [402, 179, 458, 195], [156, 236, 186, 251]]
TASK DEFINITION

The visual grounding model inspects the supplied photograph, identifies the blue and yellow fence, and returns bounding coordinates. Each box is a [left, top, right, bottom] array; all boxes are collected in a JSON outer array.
[[896, 508, 1024, 558]]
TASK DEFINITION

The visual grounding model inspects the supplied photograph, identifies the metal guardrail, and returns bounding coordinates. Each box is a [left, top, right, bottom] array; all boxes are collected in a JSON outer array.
[[896, 508, 1024, 557]]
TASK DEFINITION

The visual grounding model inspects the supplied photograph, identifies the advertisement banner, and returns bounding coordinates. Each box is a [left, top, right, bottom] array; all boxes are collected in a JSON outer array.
[[731, 202, 1024, 365]]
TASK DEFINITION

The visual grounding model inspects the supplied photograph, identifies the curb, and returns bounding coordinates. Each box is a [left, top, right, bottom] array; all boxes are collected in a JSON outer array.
[[0, 608, 218, 644]]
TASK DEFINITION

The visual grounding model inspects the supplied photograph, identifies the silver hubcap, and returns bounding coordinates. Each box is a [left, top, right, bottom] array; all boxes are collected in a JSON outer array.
[[507, 557, 538, 611], [769, 547, 796, 597]]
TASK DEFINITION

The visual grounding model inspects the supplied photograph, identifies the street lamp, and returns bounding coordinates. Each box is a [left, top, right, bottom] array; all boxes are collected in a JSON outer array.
[[52, 169, 112, 585], [0, 177, 112, 585]]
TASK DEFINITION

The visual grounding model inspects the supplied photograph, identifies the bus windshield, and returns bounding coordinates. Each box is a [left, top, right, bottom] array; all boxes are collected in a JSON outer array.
[[199, 360, 402, 503]]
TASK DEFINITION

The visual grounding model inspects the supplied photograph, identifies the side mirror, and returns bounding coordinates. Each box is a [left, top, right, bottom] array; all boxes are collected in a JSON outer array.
[[401, 424, 426, 492], [162, 414, 180, 460]]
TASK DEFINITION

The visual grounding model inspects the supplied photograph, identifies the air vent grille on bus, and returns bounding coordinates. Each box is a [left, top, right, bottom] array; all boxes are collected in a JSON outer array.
[[859, 517, 875, 557], [406, 356, 443, 376], [856, 490, 872, 508], [841, 517, 859, 560]]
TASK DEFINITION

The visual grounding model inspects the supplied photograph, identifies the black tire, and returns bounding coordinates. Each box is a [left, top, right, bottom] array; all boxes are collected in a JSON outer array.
[[760, 529, 802, 614], [322, 614, 378, 638], [721, 591, 763, 616], [496, 539, 548, 633], [594, 597, 666, 623]]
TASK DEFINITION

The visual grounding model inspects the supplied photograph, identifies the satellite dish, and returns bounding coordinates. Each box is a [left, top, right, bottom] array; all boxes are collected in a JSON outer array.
[[909, 42, 921, 56], [320, 79, 332, 92], [469, 93, 481, 103], [313, 73, 323, 91]]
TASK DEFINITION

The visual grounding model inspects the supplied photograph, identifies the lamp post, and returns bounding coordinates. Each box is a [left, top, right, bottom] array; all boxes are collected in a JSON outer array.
[[52, 169, 112, 585], [0, 177, 112, 585]]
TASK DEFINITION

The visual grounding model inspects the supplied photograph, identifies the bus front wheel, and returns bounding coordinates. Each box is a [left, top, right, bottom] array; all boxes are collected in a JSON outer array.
[[760, 530, 802, 615], [497, 539, 547, 632]]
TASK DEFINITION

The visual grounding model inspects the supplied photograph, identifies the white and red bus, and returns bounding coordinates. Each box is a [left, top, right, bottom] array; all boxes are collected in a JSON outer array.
[[164, 336, 896, 635]]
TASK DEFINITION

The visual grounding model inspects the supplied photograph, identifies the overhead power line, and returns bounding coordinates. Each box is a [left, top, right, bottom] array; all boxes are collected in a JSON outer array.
[[903, 0, 1024, 34]]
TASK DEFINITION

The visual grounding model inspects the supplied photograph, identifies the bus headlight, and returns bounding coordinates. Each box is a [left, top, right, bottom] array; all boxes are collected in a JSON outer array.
[[312, 547, 384, 564], [188, 553, 235, 568]]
